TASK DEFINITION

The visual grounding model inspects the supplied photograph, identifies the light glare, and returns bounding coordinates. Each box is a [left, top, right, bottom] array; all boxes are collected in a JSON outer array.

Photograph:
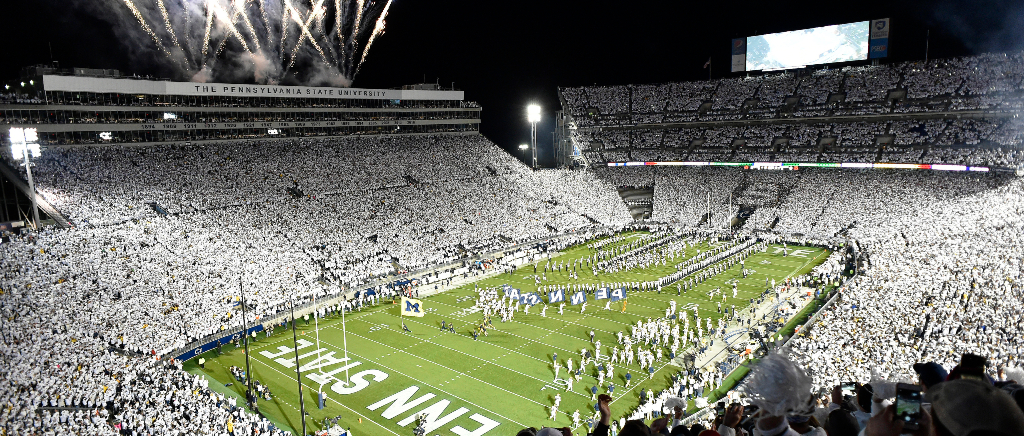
[[10, 128, 41, 160], [527, 104, 541, 123]]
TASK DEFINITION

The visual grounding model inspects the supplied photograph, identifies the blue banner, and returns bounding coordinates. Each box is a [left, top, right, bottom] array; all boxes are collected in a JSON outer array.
[[869, 38, 889, 59], [175, 323, 265, 361], [610, 288, 628, 302], [520, 293, 542, 306], [731, 38, 747, 55], [548, 289, 566, 304], [869, 19, 890, 59], [569, 291, 587, 306], [595, 287, 610, 300]]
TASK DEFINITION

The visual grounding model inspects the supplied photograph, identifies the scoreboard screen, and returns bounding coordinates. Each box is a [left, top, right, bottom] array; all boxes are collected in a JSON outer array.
[[745, 21, 870, 71]]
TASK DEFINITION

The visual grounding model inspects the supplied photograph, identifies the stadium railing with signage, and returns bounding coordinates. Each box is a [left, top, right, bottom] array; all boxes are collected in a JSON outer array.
[[605, 161, 991, 172]]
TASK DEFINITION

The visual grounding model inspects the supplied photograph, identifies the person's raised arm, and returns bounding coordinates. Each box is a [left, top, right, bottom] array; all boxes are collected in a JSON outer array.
[[718, 403, 743, 436], [592, 394, 612, 436]]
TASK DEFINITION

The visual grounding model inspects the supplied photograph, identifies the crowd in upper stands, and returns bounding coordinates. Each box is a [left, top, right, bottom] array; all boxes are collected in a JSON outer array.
[[576, 118, 1024, 168], [562, 52, 1024, 127], [562, 51, 1024, 170]]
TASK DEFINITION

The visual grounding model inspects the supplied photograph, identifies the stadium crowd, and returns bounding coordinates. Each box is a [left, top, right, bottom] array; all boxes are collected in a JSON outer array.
[[3, 52, 1024, 436], [562, 51, 1024, 127], [0, 134, 634, 435], [566, 51, 1024, 171]]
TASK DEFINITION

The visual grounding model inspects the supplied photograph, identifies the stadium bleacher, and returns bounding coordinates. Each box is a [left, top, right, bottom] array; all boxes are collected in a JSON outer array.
[[3, 51, 1024, 436]]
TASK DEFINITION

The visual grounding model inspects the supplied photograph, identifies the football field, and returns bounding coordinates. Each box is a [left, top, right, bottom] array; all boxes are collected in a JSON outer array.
[[186, 232, 828, 436]]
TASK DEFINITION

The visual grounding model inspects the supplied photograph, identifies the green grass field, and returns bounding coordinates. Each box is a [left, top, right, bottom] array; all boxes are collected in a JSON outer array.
[[186, 232, 828, 436]]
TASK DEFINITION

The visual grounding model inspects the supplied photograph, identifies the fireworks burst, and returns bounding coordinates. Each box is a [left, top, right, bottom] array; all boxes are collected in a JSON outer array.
[[102, 0, 394, 85]]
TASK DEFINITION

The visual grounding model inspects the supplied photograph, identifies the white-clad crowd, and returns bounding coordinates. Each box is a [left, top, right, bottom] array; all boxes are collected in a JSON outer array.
[[561, 50, 1024, 128], [789, 176, 1024, 389], [580, 118, 1024, 168], [3, 127, 1023, 436], [0, 134, 635, 435]]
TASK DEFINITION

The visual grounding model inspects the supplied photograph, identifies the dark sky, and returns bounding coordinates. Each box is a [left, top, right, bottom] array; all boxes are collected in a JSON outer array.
[[4, 0, 1024, 165]]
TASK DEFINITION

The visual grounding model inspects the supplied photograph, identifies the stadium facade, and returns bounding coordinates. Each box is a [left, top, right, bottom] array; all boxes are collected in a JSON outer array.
[[1, 73, 481, 146]]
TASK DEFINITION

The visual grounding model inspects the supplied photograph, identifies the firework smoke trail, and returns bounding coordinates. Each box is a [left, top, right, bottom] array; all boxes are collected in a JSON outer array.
[[211, 3, 254, 54], [256, 0, 272, 42], [182, 3, 195, 63], [201, 2, 214, 61], [156, 0, 186, 66], [231, 0, 262, 51], [122, 0, 171, 57], [285, 0, 332, 69], [107, 0, 393, 85], [350, 0, 365, 48], [307, 1, 339, 65], [279, 3, 291, 63], [358, 0, 392, 71]]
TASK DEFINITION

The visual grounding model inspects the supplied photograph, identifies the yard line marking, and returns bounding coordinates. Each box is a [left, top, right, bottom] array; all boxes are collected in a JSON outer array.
[[217, 239, 828, 433], [371, 307, 584, 355], [241, 353, 403, 436], [346, 317, 591, 399], [322, 325, 571, 425]]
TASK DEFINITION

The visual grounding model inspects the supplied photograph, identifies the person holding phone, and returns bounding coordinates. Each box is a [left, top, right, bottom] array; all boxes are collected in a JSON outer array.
[[864, 379, 1024, 436], [893, 384, 923, 431]]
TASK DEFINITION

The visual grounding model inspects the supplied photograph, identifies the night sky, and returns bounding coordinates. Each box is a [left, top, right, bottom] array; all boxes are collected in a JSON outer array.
[[3, 0, 1024, 166]]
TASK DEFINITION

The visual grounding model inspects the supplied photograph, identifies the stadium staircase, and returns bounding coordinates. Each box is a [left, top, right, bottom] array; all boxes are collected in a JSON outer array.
[[616, 186, 654, 220], [147, 202, 170, 216], [735, 205, 757, 228], [390, 258, 405, 275], [0, 159, 72, 228], [285, 185, 305, 199], [731, 174, 751, 202]]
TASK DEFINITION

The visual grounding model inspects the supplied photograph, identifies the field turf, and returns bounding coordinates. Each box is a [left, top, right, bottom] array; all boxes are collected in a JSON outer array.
[[186, 232, 828, 435]]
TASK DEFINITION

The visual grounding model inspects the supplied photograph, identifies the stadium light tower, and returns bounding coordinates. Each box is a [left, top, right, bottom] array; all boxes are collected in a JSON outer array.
[[519, 143, 529, 163], [9, 127, 41, 230], [527, 105, 541, 169]]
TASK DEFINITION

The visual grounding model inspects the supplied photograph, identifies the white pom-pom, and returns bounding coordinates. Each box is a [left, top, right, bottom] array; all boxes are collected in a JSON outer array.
[[694, 397, 709, 408], [1005, 367, 1024, 383], [664, 397, 687, 410], [742, 352, 814, 417]]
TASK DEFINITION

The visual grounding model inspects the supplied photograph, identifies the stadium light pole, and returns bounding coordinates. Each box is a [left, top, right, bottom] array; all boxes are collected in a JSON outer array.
[[9, 127, 41, 230], [527, 105, 541, 169], [519, 143, 529, 164]]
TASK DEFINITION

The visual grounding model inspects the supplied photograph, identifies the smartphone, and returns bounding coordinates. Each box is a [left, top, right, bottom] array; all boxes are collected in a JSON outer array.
[[716, 401, 726, 415], [840, 382, 856, 394], [960, 353, 987, 381], [894, 383, 922, 430]]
